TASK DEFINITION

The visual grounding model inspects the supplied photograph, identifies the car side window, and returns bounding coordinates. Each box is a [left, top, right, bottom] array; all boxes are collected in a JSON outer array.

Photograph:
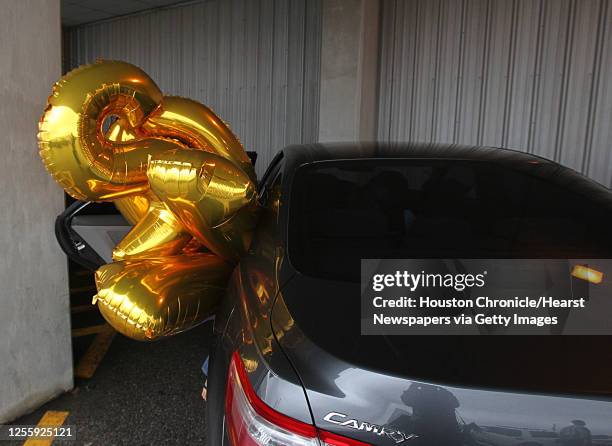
[[258, 152, 283, 205], [258, 152, 283, 191], [259, 171, 283, 210]]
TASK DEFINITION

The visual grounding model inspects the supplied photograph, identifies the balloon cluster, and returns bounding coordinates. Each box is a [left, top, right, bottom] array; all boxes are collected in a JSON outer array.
[[38, 60, 259, 341]]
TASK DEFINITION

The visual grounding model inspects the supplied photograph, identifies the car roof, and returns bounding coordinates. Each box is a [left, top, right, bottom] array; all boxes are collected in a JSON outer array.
[[278, 142, 611, 202], [282, 141, 553, 166]]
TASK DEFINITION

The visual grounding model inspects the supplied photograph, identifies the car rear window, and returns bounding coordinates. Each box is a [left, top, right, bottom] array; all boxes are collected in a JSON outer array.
[[288, 159, 612, 281]]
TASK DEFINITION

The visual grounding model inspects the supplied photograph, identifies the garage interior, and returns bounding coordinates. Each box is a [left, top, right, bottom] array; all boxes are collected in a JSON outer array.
[[1, 0, 611, 444]]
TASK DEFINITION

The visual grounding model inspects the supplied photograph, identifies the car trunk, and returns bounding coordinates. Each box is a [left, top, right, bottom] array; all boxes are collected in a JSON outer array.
[[273, 274, 612, 445], [278, 273, 612, 397]]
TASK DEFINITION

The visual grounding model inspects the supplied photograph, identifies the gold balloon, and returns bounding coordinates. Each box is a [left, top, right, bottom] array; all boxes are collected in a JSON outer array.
[[94, 254, 232, 341], [38, 60, 259, 341]]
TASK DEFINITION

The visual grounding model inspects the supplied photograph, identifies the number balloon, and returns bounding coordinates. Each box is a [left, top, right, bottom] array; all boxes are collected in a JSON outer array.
[[38, 60, 259, 341]]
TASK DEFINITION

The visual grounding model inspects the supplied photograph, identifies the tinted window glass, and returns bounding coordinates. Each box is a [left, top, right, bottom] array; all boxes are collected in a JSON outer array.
[[529, 431, 559, 438], [288, 159, 612, 281], [258, 152, 283, 193], [484, 427, 523, 437]]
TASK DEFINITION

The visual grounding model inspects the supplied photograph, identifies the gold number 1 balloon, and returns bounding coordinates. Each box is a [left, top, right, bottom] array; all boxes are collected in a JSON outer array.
[[38, 60, 259, 341]]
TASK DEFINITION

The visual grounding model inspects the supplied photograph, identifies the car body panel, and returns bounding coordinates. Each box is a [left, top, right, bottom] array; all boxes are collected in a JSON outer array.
[[271, 292, 612, 445]]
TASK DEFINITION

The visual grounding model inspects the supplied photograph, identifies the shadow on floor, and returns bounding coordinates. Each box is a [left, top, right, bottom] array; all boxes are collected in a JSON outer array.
[[13, 321, 212, 445]]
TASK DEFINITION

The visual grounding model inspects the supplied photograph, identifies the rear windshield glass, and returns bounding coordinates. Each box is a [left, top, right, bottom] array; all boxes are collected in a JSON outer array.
[[288, 159, 612, 281]]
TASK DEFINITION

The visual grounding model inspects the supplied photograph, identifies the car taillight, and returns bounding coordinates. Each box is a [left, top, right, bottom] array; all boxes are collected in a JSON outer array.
[[225, 351, 370, 446], [318, 430, 371, 446]]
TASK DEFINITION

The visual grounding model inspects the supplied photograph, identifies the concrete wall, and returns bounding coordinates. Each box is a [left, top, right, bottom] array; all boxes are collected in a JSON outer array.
[[0, 0, 72, 422]]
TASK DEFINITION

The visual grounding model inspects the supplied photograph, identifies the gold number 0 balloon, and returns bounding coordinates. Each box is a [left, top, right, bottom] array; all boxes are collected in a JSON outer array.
[[38, 60, 259, 341]]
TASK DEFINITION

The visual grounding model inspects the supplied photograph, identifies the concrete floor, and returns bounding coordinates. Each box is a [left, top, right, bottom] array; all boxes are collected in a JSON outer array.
[[11, 322, 212, 445]]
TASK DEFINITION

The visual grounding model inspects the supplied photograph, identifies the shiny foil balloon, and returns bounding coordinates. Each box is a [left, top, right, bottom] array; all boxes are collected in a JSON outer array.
[[38, 60, 259, 341]]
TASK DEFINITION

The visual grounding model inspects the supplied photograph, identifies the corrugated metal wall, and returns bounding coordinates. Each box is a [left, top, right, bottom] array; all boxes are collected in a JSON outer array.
[[378, 0, 612, 187], [64, 0, 322, 176]]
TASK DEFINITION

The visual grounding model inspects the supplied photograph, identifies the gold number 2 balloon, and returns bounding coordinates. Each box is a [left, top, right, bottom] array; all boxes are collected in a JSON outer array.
[[38, 60, 259, 341]]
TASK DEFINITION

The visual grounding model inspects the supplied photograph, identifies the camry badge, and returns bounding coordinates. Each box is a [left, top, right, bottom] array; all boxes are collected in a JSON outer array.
[[323, 412, 418, 444]]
